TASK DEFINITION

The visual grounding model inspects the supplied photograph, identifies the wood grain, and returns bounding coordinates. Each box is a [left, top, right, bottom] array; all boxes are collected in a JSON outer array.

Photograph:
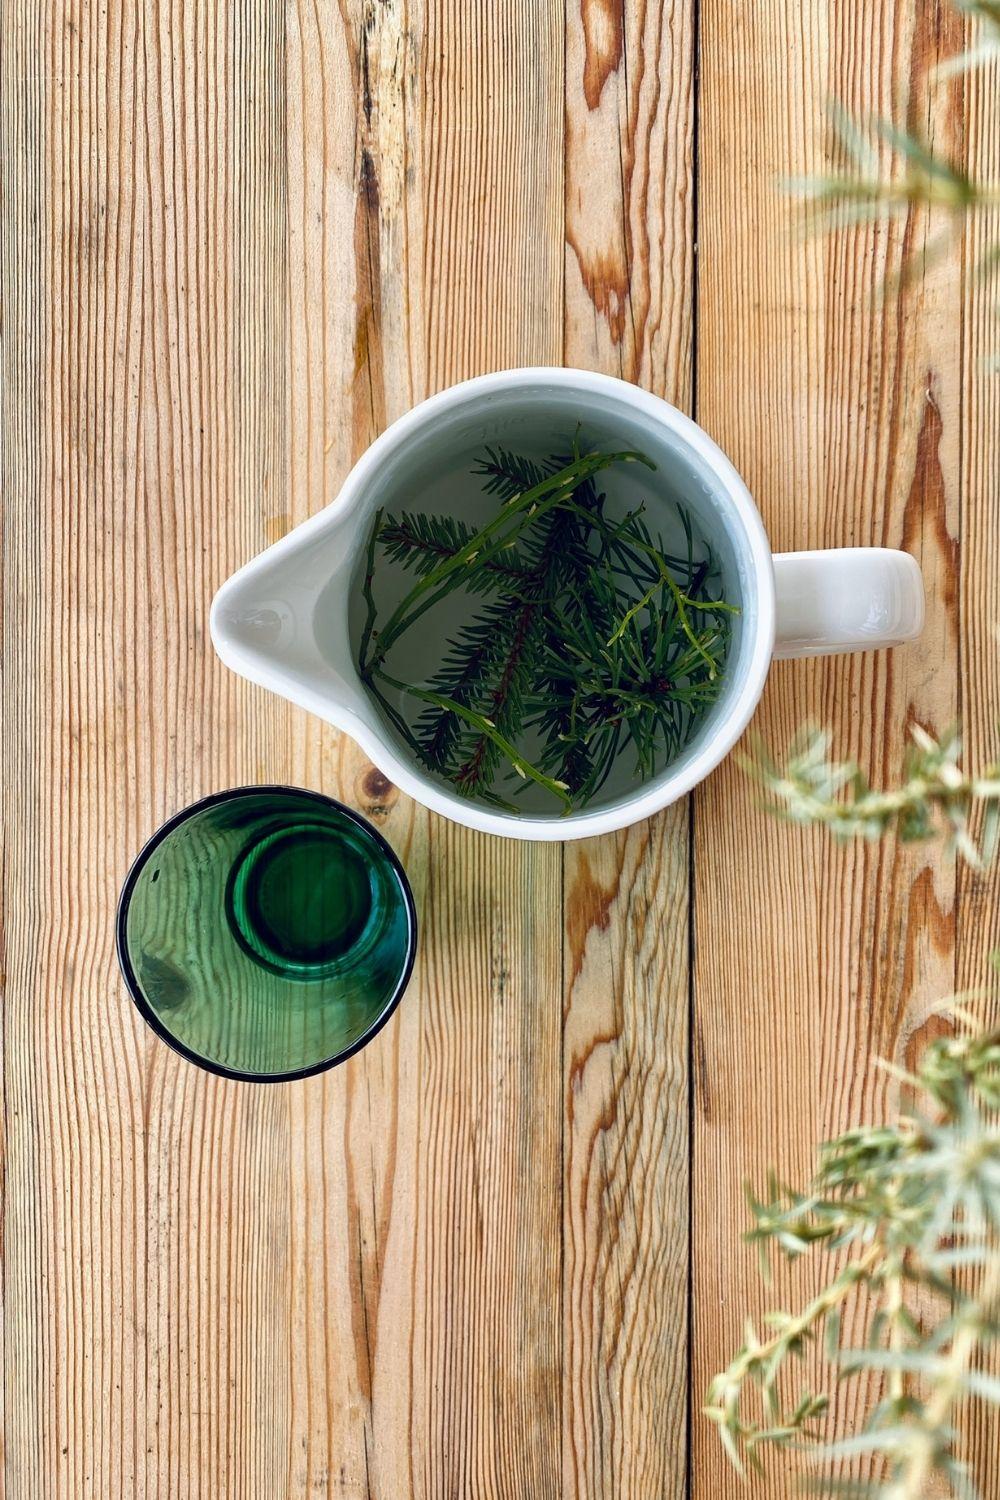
[[4, 3, 293, 1496], [953, 26, 1000, 1494], [279, 6, 567, 1498], [563, 1, 695, 1495], [3, 0, 998, 1496], [692, 0, 992, 1494]]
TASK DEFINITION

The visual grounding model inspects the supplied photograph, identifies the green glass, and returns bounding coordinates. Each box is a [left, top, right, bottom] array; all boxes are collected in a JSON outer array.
[[117, 786, 416, 1081]]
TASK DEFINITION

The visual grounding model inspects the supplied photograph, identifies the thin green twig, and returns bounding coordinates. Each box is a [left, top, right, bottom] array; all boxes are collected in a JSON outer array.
[[745, 725, 1000, 869]]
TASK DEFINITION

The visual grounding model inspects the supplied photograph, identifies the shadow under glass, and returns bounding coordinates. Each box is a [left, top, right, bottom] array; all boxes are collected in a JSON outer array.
[[117, 787, 416, 1080]]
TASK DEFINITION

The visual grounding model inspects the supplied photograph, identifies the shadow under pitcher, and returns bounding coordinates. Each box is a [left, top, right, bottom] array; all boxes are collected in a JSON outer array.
[[117, 786, 417, 1081]]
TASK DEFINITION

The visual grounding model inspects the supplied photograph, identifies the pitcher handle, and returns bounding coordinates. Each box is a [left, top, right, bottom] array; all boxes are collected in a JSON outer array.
[[772, 548, 924, 660]]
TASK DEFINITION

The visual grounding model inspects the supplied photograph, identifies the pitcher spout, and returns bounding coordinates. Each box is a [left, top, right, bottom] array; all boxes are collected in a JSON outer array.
[[210, 540, 369, 733]]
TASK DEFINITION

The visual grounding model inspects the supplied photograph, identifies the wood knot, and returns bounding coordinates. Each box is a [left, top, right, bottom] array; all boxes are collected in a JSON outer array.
[[359, 764, 397, 815]]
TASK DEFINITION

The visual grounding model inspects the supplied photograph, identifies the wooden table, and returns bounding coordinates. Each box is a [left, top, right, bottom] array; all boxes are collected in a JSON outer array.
[[5, 1, 998, 1495]]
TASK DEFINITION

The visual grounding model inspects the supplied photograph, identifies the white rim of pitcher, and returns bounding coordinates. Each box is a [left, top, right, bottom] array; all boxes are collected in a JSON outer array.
[[215, 368, 777, 841]]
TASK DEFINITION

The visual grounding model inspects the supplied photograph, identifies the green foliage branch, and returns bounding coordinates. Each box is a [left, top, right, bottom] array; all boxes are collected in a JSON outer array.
[[706, 1001, 1000, 1497]]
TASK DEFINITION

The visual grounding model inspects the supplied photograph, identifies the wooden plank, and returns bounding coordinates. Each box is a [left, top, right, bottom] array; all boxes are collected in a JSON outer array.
[[255, 1, 568, 1496], [562, 2, 695, 1495], [692, 0, 970, 1493], [955, 60, 1000, 997], [132, 2, 294, 1490], [2, 1, 52, 1488], [4, 0, 570, 1489], [3, 1, 294, 1495], [953, 33, 1000, 1492]]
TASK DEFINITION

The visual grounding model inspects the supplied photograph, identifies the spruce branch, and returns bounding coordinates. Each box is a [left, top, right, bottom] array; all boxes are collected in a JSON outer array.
[[377, 511, 532, 590], [473, 445, 555, 501], [411, 603, 514, 773], [409, 472, 605, 794], [375, 669, 572, 808], [361, 448, 652, 672]]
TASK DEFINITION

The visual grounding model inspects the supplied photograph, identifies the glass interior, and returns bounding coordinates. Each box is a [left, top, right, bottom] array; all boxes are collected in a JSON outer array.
[[120, 789, 415, 1078]]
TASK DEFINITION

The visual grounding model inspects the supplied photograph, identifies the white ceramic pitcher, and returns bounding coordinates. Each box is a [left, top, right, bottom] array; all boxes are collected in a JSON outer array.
[[211, 368, 924, 842]]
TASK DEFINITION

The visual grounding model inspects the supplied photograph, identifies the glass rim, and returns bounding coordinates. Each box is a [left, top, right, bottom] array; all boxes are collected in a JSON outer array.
[[116, 783, 418, 1083]]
